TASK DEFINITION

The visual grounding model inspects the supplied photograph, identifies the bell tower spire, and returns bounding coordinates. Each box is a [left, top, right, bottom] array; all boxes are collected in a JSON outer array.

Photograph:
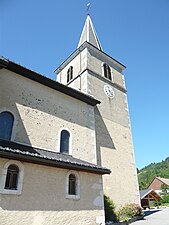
[[77, 15, 102, 50]]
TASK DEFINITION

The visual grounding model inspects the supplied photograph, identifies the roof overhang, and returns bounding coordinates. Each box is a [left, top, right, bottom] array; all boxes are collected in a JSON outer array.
[[140, 189, 162, 201], [0, 139, 111, 175], [156, 177, 169, 187]]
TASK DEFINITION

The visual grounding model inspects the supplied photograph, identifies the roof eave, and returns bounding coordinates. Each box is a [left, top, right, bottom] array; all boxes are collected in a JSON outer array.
[[0, 150, 110, 175], [156, 177, 169, 186], [0, 57, 100, 106], [55, 43, 86, 74], [140, 189, 162, 200], [85, 42, 126, 70], [55, 42, 126, 74]]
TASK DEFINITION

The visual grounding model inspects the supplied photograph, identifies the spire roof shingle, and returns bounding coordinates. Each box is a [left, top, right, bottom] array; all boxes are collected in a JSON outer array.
[[77, 15, 102, 50]]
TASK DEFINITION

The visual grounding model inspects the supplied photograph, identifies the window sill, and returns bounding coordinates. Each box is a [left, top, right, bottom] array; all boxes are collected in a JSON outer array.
[[66, 194, 80, 200], [0, 188, 22, 195]]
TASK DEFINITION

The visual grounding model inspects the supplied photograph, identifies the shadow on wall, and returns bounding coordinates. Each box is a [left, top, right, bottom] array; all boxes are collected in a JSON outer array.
[[0, 101, 32, 147], [13, 105, 32, 146], [0, 193, 102, 211], [1, 70, 96, 148], [94, 107, 116, 165], [0, 198, 102, 211], [0, 165, 103, 211]]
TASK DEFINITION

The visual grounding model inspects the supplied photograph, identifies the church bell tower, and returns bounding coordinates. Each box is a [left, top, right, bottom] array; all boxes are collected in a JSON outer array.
[[55, 15, 140, 207]]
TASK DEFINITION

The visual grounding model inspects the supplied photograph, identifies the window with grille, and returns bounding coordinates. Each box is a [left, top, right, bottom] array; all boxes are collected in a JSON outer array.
[[68, 174, 76, 195], [0, 160, 24, 195], [5, 164, 19, 190], [66, 171, 80, 199]]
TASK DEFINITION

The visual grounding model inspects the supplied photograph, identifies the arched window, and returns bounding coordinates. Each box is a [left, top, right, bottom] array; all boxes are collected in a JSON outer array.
[[0, 160, 24, 195], [67, 66, 73, 83], [0, 111, 14, 140], [68, 174, 76, 195], [103, 63, 112, 81], [65, 171, 80, 199], [5, 164, 19, 190], [60, 130, 70, 154]]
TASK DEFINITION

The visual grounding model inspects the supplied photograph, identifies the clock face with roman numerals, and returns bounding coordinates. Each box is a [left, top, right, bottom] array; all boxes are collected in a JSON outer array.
[[104, 85, 114, 98]]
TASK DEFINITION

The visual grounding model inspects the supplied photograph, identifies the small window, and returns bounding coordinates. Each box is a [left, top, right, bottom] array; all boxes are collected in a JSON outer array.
[[68, 174, 76, 195], [0, 111, 14, 140], [66, 171, 80, 199], [103, 63, 112, 81], [0, 160, 24, 195], [5, 164, 19, 190], [67, 66, 73, 83], [60, 130, 70, 154]]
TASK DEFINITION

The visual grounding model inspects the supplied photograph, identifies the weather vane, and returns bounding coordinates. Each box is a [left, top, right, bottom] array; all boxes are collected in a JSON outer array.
[[87, 3, 91, 14]]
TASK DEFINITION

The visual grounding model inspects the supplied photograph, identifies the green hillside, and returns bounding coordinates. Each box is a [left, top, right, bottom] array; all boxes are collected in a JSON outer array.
[[138, 157, 169, 190]]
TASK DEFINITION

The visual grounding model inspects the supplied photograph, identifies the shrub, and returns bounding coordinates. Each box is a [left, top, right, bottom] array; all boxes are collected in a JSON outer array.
[[161, 194, 169, 204], [104, 195, 118, 222], [150, 200, 161, 208], [117, 203, 143, 222]]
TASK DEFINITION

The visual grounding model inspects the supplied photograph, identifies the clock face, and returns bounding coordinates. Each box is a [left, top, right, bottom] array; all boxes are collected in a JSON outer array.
[[104, 85, 114, 98]]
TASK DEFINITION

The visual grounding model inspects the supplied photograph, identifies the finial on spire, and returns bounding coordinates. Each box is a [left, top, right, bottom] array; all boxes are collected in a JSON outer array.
[[87, 3, 91, 14]]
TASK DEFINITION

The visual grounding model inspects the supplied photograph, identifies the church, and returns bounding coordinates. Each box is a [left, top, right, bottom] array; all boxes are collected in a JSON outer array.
[[0, 15, 140, 225]]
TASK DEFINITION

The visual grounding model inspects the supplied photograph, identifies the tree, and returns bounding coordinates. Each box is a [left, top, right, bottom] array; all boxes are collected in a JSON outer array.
[[160, 184, 169, 196], [104, 195, 118, 222]]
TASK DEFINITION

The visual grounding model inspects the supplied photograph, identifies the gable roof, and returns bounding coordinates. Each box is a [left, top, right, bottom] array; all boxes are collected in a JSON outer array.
[[140, 189, 162, 201], [0, 57, 100, 106], [156, 177, 169, 186], [0, 139, 111, 175], [77, 15, 102, 50]]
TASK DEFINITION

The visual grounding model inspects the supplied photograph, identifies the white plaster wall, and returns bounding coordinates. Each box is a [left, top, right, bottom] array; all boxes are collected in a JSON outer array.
[[0, 158, 105, 225], [0, 69, 97, 164]]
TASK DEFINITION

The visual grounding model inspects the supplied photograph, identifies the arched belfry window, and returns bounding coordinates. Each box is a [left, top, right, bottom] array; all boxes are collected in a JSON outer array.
[[0, 111, 14, 140], [103, 63, 112, 81], [68, 174, 76, 195], [67, 66, 73, 83], [5, 164, 19, 190], [60, 130, 70, 154]]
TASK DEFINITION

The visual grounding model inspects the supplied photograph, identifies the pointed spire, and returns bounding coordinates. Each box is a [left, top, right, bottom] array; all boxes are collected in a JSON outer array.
[[77, 15, 102, 50]]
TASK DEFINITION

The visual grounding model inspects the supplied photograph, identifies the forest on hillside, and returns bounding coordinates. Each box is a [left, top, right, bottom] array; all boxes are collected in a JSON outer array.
[[138, 157, 169, 190]]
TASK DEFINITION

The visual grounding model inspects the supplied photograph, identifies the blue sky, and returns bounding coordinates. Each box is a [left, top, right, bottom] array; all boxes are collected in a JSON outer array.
[[1, 0, 169, 169]]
